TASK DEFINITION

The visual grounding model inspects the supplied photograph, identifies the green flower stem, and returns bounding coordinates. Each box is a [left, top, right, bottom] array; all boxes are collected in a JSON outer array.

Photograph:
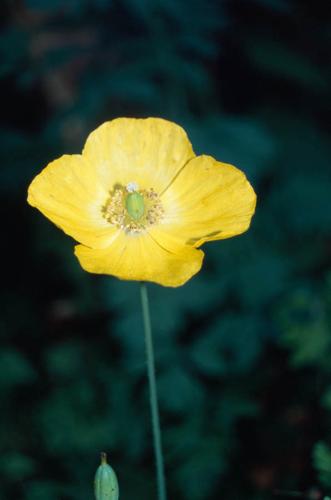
[[140, 282, 167, 500]]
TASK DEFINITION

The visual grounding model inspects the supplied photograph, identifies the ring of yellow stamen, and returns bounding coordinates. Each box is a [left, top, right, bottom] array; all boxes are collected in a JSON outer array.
[[102, 184, 164, 233]]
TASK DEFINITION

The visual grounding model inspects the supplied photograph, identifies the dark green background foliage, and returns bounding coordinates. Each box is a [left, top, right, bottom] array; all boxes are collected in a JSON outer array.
[[0, 0, 330, 498]]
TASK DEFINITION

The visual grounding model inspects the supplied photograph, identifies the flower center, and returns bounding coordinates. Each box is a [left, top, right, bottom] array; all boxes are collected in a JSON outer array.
[[103, 183, 164, 233]]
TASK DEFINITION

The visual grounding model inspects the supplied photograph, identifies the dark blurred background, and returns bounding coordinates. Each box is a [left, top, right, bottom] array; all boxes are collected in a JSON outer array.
[[1, 0, 331, 499]]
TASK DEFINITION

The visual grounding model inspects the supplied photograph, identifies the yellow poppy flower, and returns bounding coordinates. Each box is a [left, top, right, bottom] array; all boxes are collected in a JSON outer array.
[[27, 117, 256, 287]]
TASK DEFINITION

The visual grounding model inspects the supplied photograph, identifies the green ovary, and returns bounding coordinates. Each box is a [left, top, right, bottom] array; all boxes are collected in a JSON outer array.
[[126, 192, 145, 220]]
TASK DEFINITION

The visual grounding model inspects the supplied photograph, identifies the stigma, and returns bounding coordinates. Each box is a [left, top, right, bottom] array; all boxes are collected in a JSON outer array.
[[126, 182, 139, 193]]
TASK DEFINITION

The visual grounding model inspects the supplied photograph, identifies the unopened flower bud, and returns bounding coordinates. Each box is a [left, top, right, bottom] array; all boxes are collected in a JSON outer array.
[[94, 452, 119, 500]]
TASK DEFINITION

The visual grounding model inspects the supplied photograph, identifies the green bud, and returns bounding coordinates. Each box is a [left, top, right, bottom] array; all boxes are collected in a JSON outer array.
[[94, 452, 119, 500], [126, 192, 145, 220]]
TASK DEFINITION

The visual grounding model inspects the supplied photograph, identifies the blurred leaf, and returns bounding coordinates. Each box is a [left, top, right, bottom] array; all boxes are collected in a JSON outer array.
[[282, 322, 330, 367], [0, 452, 36, 480], [188, 115, 276, 181], [0, 29, 28, 77], [313, 442, 331, 488], [177, 33, 219, 58], [216, 392, 259, 430], [45, 340, 84, 378], [174, 442, 225, 500], [268, 173, 331, 236], [0, 130, 57, 193], [0, 349, 36, 388], [232, 251, 290, 307], [39, 382, 111, 453], [321, 387, 331, 411], [277, 287, 330, 367], [158, 367, 204, 413], [23, 480, 63, 500], [191, 314, 263, 376], [103, 277, 226, 371], [89, 66, 161, 106], [167, 415, 228, 499], [248, 40, 327, 90]]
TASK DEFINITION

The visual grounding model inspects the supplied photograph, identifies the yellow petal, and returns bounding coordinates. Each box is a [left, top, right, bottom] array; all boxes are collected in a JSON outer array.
[[74, 231, 204, 287], [82, 117, 195, 193], [27, 154, 116, 249], [161, 155, 257, 247]]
